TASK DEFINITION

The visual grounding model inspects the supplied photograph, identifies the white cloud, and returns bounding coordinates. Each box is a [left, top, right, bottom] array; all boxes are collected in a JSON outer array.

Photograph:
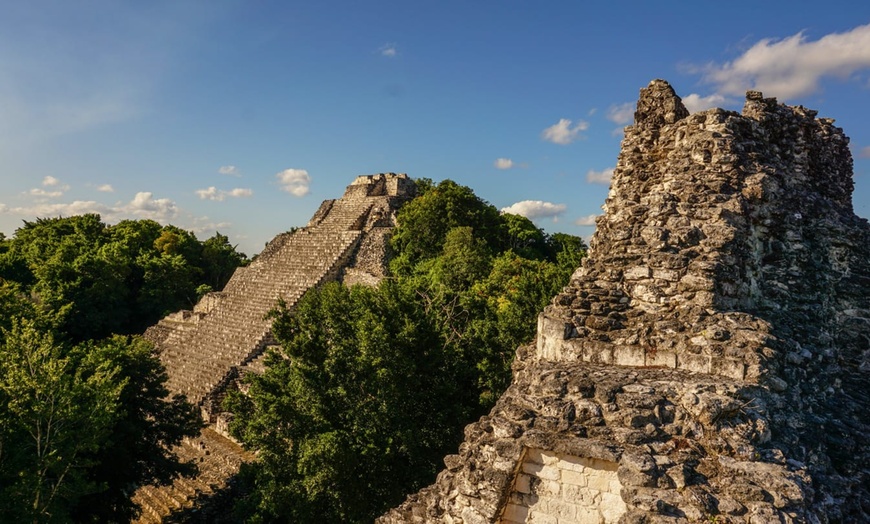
[[541, 118, 589, 145], [574, 214, 599, 226], [380, 44, 398, 57], [188, 216, 232, 234], [28, 188, 64, 198], [682, 93, 727, 113], [228, 188, 252, 198], [606, 102, 634, 125], [586, 167, 614, 184], [218, 165, 239, 176], [127, 192, 178, 220], [276, 168, 311, 197], [0, 195, 170, 221], [501, 200, 566, 221], [196, 186, 253, 201], [0, 200, 113, 218], [195, 187, 219, 200], [859, 146, 870, 158], [26, 176, 70, 199], [494, 158, 514, 170], [96, 184, 114, 193], [698, 23, 870, 99]]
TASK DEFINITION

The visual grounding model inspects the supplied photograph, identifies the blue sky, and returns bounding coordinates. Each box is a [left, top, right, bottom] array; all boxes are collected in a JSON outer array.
[[1, 1, 869, 256]]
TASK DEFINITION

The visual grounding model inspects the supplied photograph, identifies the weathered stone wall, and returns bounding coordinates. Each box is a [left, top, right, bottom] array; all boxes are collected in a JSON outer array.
[[537, 81, 865, 390], [381, 82, 869, 523]]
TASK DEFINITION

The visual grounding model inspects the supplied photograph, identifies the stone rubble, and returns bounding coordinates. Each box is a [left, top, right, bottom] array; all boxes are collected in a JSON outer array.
[[380, 81, 869, 523]]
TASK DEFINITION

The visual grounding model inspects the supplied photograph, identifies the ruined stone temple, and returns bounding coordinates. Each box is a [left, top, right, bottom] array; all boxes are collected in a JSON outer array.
[[380, 81, 870, 523], [132, 173, 416, 522]]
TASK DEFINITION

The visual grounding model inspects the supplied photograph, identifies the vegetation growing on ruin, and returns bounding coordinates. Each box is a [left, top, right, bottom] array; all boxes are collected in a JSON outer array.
[[227, 179, 586, 523], [0, 215, 246, 521]]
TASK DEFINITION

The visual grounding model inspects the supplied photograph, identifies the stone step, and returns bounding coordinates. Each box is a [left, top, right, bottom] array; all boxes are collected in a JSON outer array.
[[131, 428, 253, 523], [157, 226, 364, 407]]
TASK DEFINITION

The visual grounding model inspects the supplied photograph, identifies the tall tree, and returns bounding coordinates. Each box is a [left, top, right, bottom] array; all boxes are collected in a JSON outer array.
[[227, 282, 471, 523], [71, 336, 203, 522], [389, 179, 504, 274], [0, 320, 121, 523], [0, 322, 202, 522], [201, 232, 248, 290]]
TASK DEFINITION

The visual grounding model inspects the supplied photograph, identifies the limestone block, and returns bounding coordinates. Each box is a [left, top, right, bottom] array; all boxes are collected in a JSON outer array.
[[652, 268, 680, 281], [501, 503, 529, 522], [613, 346, 646, 367], [546, 499, 577, 521], [537, 480, 561, 497], [525, 448, 546, 465], [599, 492, 627, 521], [631, 283, 665, 304], [586, 469, 613, 492], [583, 342, 614, 365], [645, 350, 676, 368], [677, 353, 711, 374], [515, 473, 532, 494], [577, 506, 602, 524], [624, 266, 652, 280], [710, 357, 746, 380], [460, 506, 488, 524], [527, 509, 558, 524], [557, 454, 591, 473], [560, 469, 588, 487], [536, 315, 569, 360], [561, 483, 594, 505], [523, 462, 560, 481], [609, 478, 622, 493]]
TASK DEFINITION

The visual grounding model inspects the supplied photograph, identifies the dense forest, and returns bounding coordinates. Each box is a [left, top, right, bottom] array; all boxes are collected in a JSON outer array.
[[226, 179, 586, 523], [0, 216, 247, 522], [0, 179, 585, 522]]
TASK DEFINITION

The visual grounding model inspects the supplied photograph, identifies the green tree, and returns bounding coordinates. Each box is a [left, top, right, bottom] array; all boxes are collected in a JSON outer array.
[[154, 226, 202, 264], [0, 216, 247, 340], [0, 280, 37, 342], [201, 232, 248, 290], [136, 253, 199, 320], [390, 179, 504, 273], [463, 252, 577, 403], [431, 226, 493, 292], [502, 213, 549, 260], [0, 319, 122, 523], [19, 216, 131, 341], [547, 231, 587, 271], [0, 324, 202, 523], [228, 282, 470, 523], [70, 336, 203, 522], [0, 231, 32, 287]]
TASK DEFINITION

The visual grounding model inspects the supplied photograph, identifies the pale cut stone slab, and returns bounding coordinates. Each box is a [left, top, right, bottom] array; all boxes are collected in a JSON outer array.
[[498, 449, 625, 524]]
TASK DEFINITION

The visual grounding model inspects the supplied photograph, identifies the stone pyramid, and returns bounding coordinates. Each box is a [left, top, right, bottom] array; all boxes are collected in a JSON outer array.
[[134, 173, 415, 522], [380, 81, 869, 523]]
